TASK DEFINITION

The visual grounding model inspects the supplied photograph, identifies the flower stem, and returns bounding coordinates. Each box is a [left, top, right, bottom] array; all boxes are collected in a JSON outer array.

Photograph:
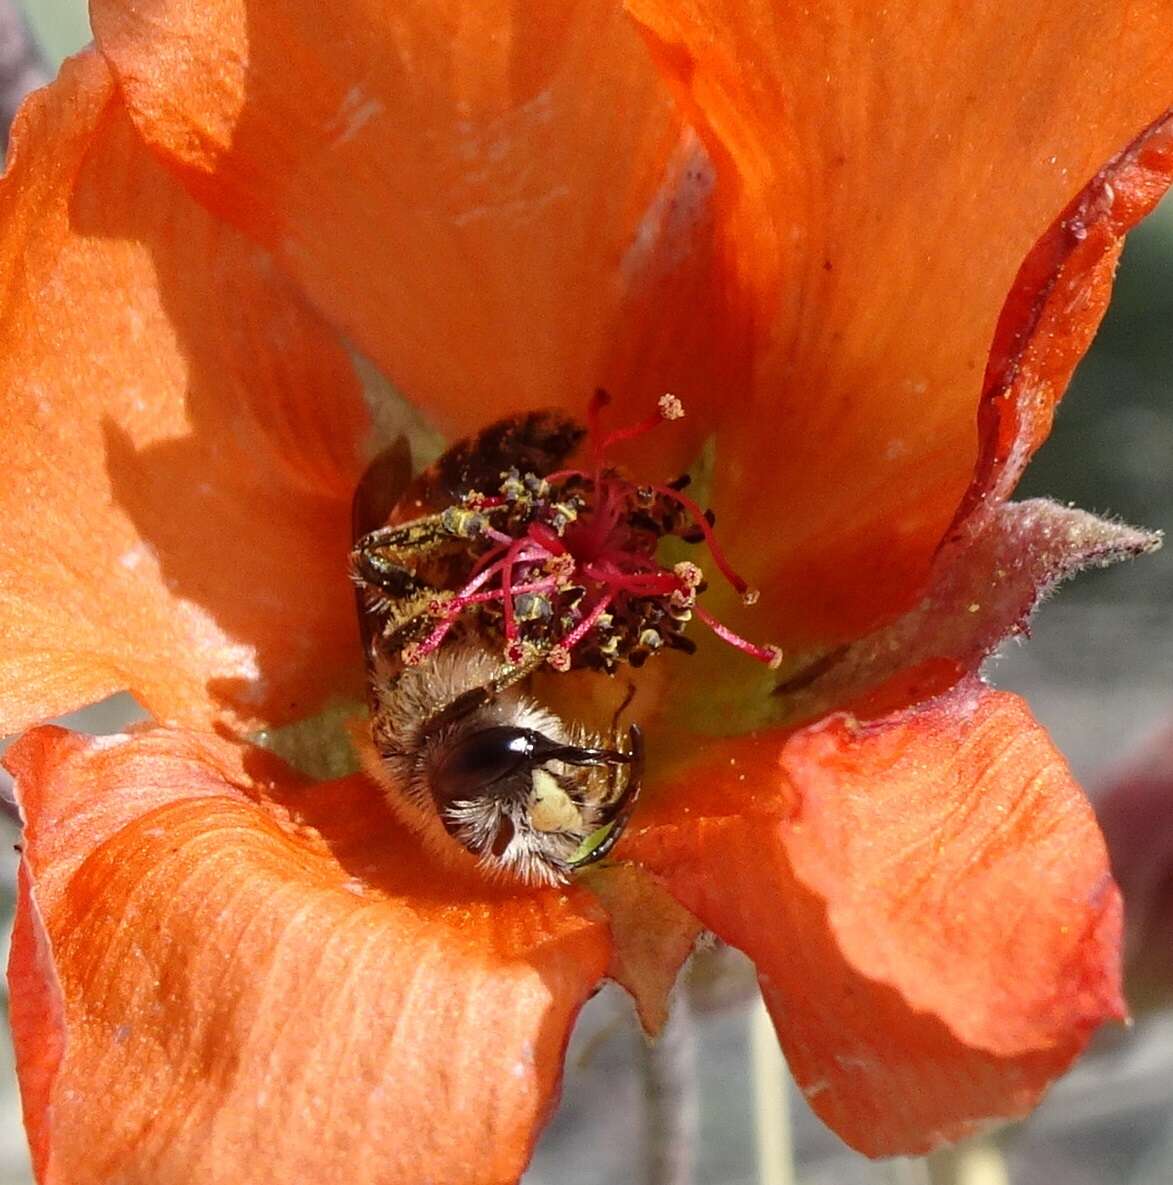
[[750, 994, 796, 1185], [636, 994, 699, 1185], [926, 1138, 1010, 1185], [884, 1161, 933, 1185]]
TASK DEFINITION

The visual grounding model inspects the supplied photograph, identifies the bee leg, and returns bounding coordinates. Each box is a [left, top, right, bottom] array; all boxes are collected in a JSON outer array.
[[350, 510, 493, 660], [568, 725, 643, 871], [414, 647, 554, 744], [604, 725, 644, 818], [350, 550, 422, 602], [349, 514, 461, 595], [488, 646, 555, 694], [352, 553, 460, 683]]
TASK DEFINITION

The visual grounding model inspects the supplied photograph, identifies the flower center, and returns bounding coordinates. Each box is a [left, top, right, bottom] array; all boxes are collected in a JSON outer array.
[[400, 391, 780, 680]]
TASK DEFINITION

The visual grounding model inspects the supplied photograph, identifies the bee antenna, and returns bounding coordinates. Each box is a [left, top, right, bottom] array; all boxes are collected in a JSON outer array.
[[540, 742, 634, 768]]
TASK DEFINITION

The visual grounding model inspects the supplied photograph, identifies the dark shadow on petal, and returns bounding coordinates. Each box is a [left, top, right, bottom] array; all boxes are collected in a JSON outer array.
[[65, 97, 370, 727]]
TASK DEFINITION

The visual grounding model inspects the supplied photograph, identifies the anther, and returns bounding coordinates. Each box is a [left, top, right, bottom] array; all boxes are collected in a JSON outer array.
[[673, 561, 703, 590]]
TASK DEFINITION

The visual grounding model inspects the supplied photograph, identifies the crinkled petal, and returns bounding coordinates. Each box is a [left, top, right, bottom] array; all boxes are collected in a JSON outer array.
[[962, 110, 1173, 517], [91, 0, 740, 461], [624, 684, 1123, 1154], [5, 725, 610, 1185], [0, 53, 370, 734], [627, 0, 1173, 644], [584, 863, 702, 1035]]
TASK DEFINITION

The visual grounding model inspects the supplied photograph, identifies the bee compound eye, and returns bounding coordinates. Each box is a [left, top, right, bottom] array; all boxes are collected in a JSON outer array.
[[430, 726, 540, 806]]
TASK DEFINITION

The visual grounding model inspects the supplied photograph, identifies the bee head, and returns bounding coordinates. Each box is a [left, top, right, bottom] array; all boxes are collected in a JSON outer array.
[[426, 718, 643, 885]]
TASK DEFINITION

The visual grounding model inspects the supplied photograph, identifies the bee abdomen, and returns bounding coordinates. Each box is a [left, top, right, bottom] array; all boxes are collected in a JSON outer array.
[[429, 410, 585, 507]]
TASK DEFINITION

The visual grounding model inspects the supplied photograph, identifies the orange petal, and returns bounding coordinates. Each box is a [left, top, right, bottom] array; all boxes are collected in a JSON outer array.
[[0, 53, 370, 734], [627, 0, 1173, 644], [6, 725, 609, 1185], [623, 684, 1123, 1154], [91, 0, 740, 461]]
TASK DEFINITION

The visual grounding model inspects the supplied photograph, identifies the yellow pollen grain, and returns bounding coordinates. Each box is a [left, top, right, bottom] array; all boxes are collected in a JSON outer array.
[[530, 769, 583, 834]]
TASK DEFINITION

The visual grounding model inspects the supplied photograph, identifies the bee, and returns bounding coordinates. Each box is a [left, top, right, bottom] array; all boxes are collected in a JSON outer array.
[[350, 399, 778, 887]]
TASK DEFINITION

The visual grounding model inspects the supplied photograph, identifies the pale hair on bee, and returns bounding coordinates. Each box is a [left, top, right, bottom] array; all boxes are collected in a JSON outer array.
[[360, 639, 640, 886]]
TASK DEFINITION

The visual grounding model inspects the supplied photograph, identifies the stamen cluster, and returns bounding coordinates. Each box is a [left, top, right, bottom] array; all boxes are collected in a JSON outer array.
[[403, 394, 781, 674]]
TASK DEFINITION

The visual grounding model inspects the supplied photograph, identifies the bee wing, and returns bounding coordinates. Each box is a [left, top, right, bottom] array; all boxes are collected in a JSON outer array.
[[352, 436, 413, 542], [352, 437, 414, 673]]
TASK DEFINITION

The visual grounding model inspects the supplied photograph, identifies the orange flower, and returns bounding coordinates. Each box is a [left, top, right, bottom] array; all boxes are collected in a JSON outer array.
[[1, 2, 1171, 1181]]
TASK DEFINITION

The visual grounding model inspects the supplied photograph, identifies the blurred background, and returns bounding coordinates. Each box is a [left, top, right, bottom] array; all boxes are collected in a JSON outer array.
[[2, 3, 1172, 1183]]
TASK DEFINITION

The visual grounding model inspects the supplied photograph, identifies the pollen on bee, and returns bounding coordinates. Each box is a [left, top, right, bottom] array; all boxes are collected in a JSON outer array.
[[379, 393, 779, 677], [529, 769, 584, 834]]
